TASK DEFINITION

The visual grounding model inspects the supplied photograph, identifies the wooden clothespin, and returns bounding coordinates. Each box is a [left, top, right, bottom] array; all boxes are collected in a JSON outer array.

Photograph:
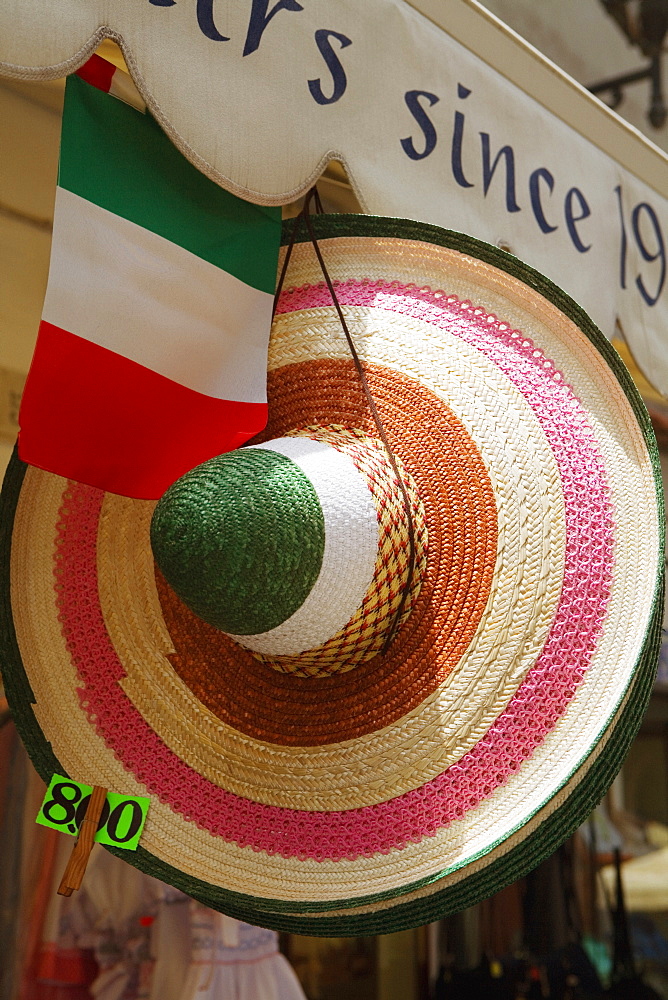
[[57, 784, 107, 896]]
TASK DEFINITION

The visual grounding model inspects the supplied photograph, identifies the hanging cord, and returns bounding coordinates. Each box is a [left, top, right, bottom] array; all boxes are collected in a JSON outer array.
[[273, 189, 416, 654], [272, 188, 327, 319], [311, 186, 325, 215]]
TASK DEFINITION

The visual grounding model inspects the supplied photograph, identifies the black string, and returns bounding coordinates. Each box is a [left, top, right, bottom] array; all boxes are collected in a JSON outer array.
[[272, 208, 305, 320], [274, 188, 417, 655], [312, 187, 325, 215], [272, 189, 328, 321]]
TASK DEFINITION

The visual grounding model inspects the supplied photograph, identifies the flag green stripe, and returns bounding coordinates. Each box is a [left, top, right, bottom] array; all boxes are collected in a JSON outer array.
[[59, 75, 280, 294]]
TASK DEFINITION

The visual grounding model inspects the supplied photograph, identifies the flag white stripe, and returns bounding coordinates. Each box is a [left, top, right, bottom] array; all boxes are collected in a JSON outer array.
[[43, 188, 272, 403]]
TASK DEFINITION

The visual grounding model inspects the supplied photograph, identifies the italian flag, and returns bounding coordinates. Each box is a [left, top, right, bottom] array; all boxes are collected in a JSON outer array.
[[18, 57, 281, 499]]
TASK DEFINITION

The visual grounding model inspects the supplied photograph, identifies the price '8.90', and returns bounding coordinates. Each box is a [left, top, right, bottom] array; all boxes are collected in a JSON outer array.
[[37, 775, 149, 851]]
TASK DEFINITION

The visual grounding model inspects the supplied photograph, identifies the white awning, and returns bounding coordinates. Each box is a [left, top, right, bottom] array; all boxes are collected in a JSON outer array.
[[2, 0, 668, 394]]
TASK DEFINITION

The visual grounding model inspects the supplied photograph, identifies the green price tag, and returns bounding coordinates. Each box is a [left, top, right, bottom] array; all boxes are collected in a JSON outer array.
[[36, 775, 149, 851]]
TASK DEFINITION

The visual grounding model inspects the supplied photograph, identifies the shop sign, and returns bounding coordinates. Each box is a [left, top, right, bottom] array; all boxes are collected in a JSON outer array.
[[2, 1, 668, 391]]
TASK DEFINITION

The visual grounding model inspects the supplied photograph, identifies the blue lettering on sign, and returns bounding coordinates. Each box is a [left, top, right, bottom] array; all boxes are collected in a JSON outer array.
[[452, 84, 474, 189], [308, 29, 352, 105], [400, 91, 440, 160], [480, 134, 520, 213], [244, 0, 305, 57], [614, 185, 628, 289], [632, 202, 666, 306], [530, 169, 558, 234], [392, 80, 668, 310], [564, 187, 592, 253], [615, 186, 667, 304], [149, 0, 307, 52], [197, 0, 230, 41], [141, 4, 668, 313]]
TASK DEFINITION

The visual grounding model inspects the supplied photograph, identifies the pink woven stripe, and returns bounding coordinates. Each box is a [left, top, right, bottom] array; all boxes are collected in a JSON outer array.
[[55, 280, 613, 862]]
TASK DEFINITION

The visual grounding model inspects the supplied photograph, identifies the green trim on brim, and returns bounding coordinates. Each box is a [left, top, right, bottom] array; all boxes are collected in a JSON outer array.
[[0, 451, 61, 782], [1, 215, 664, 936]]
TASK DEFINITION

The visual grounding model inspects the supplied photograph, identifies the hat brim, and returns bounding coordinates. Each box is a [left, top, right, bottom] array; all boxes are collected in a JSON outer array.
[[1, 215, 663, 935]]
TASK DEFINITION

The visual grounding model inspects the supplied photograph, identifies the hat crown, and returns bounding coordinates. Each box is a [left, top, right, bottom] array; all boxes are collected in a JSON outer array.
[[150, 441, 326, 637], [150, 430, 426, 675]]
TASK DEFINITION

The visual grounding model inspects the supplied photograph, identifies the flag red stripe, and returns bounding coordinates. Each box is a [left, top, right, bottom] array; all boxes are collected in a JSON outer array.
[[19, 322, 267, 499], [75, 53, 116, 93]]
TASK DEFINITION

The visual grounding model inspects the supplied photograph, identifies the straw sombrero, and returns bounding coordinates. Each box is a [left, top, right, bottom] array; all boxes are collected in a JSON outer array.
[[0, 215, 663, 936]]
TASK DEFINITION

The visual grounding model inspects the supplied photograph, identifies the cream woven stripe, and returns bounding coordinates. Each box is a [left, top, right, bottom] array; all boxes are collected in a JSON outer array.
[[97, 325, 563, 810], [11, 249, 659, 903], [230, 437, 379, 655]]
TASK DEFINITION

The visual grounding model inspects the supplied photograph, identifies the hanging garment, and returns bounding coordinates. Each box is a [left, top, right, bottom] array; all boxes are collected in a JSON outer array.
[[180, 907, 307, 1000], [22, 834, 98, 1000], [78, 845, 162, 1000]]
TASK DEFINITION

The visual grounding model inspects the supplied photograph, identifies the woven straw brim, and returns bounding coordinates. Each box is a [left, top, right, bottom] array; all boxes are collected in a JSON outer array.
[[0, 215, 663, 936]]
